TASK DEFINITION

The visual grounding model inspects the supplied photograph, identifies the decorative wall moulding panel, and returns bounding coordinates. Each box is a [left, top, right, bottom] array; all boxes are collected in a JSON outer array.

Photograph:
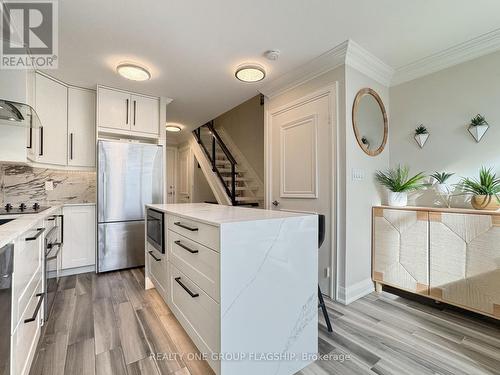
[[280, 114, 318, 198]]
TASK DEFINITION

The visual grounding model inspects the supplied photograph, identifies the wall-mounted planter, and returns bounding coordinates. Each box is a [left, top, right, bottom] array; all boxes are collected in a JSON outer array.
[[414, 133, 429, 148], [468, 124, 489, 143]]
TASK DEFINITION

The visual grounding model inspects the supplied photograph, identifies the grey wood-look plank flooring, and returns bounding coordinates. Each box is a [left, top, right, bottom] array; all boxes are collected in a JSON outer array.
[[30, 270, 500, 375]]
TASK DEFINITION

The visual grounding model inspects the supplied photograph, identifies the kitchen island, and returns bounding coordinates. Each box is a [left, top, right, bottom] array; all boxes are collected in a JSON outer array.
[[144, 203, 318, 375]]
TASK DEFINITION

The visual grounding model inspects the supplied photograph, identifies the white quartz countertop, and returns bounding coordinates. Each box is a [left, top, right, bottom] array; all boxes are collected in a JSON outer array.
[[0, 205, 62, 248], [147, 203, 316, 226]]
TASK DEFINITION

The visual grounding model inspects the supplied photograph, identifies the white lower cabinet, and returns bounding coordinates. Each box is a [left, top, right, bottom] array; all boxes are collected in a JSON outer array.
[[146, 242, 168, 299], [10, 221, 45, 375], [62, 205, 96, 270]]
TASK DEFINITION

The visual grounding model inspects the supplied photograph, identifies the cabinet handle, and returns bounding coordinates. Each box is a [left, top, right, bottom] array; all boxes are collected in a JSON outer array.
[[174, 222, 198, 231], [133, 100, 136, 125], [27, 115, 33, 149], [70, 133, 74, 160], [174, 240, 198, 254], [25, 227, 45, 241], [39, 126, 44, 156], [148, 251, 161, 262], [174, 277, 199, 298], [126, 99, 129, 124], [24, 293, 44, 323]]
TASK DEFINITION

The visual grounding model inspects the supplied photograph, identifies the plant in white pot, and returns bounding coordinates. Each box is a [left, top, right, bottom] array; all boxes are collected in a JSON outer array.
[[414, 125, 429, 148], [458, 167, 500, 210], [468, 114, 489, 143], [431, 171, 454, 194], [375, 165, 427, 207]]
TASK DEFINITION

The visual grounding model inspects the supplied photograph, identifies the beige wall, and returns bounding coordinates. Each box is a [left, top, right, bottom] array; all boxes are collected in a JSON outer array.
[[390, 50, 500, 207], [213, 95, 264, 181], [192, 154, 216, 203]]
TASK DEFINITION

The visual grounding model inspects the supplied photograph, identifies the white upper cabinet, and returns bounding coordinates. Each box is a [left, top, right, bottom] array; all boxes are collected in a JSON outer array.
[[131, 94, 160, 134], [33, 73, 68, 165], [97, 87, 131, 131], [68, 87, 96, 167], [97, 86, 159, 137]]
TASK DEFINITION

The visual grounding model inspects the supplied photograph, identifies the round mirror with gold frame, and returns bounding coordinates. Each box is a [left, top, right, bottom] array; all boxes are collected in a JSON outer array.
[[352, 88, 388, 156]]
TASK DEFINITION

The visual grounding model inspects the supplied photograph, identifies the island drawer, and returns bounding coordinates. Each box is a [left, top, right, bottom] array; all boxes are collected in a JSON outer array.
[[169, 263, 220, 355], [168, 230, 220, 302], [167, 215, 219, 251]]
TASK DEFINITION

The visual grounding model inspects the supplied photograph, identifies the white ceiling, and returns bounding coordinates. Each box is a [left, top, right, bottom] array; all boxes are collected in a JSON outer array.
[[48, 0, 500, 134]]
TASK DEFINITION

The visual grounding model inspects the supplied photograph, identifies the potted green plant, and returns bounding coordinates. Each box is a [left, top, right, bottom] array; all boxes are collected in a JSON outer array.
[[459, 167, 500, 210], [375, 165, 427, 207], [431, 171, 454, 194], [468, 114, 489, 142], [414, 125, 429, 148]]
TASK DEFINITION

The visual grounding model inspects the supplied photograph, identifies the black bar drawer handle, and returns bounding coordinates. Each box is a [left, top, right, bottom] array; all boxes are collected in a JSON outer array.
[[24, 293, 44, 323], [174, 222, 199, 231], [174, 240, 198, 254], [47, 216, 56, 221], [25, 227, 45, 241], [175, 277, 199, 298], [148, 251, 161, 262]]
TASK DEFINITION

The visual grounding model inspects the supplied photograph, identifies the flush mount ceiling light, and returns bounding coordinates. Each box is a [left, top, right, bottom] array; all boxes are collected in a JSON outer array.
[[235, 64, 266, 83], [116, 63, 151, 81], [165, 124, 181, 132]]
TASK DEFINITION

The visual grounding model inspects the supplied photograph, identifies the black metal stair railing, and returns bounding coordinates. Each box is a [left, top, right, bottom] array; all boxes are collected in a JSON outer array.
[[193, 121, 238, 205]]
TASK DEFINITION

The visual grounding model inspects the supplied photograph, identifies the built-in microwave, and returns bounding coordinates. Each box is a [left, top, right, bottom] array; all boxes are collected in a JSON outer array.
[[146, 208, 164, 253]]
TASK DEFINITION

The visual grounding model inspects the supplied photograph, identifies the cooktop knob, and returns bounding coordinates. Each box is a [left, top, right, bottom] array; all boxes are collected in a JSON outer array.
[[4, 203, 12, 211], [33, 203, 40, 210], [19, 203, 27, 211]]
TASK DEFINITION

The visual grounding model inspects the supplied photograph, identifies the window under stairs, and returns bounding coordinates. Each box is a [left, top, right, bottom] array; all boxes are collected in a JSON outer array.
[[193, 121, 262, 207]]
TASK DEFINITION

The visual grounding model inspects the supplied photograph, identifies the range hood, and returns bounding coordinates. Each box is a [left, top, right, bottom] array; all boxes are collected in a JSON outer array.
[[0, 99, 42, 129]]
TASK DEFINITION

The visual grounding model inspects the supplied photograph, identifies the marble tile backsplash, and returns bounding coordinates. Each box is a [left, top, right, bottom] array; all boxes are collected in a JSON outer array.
[[0, 163, 96, 205]]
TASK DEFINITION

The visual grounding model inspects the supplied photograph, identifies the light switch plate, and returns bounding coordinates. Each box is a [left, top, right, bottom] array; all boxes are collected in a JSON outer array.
[[351, 168, 365, 181], [45, 181, 54, 191]]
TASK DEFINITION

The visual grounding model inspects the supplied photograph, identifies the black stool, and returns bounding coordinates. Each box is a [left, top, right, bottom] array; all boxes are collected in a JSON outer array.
[[318, 214, 333, 332]]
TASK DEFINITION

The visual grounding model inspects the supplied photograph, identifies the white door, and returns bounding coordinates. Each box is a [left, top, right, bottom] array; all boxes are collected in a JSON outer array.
[[68, 87, 96, 167], [97, 87, 131, 130], [131, 94, 159, 134], [34, 73, 68, 165], [166, 147, 177, 203], [268, 86, 336, 296], [62, 205, 96, 270], [177, 146, 191, 203]]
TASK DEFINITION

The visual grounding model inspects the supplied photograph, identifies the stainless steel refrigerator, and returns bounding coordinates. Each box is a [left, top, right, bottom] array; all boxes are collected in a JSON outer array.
[[97, 140, 163, 273]]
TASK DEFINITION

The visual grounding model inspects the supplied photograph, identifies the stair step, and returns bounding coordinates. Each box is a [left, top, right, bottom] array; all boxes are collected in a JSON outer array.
[[223, 177, 250, 182], [218, 168, 245, 173]]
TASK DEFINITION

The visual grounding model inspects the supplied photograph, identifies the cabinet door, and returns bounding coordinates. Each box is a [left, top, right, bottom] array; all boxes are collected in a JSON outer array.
[[430, 212, 500, 318], [131, 94, 159, 134], [373, 208, 429, 294], [68, 87, 96, 167], [34, 73, 68, 165], [97, 87, 131, 130], [177, 146, 191, 203], [62, 205, 96, 270]]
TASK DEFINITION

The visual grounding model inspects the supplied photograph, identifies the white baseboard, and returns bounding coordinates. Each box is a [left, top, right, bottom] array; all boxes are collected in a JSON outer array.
[[337, 278, 374, 305]]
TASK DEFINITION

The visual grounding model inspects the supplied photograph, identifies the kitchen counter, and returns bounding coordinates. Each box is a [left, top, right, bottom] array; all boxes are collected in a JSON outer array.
[[145, 203, 318, 375], [0, 205, 62, 248], [147, 203, 312, 226]]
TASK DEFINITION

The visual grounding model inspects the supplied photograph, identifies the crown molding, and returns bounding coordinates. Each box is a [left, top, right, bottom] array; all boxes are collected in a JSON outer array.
[[259, 41, 348, 99], [259, 40, 394, 99], [344, 40, 395, 87], [392, 28, 500, 86]]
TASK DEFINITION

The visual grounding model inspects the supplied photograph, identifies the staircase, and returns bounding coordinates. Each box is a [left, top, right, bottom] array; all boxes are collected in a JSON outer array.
[[193, 122, 262, 207]]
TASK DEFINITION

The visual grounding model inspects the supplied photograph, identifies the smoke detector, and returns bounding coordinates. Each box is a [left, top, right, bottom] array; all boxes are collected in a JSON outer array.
[[264, 50, 280, 61]]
